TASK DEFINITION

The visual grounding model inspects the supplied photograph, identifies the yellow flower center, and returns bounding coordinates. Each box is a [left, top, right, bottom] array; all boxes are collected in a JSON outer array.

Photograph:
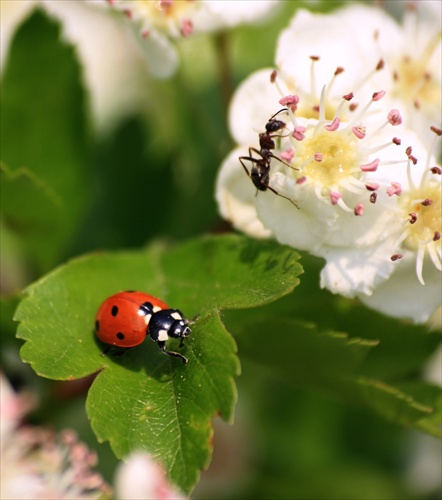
[[130, 0, 196, 33], [402, 182, 442, 252], [293, 130, 361, 186], [392, 32, 442, 111]]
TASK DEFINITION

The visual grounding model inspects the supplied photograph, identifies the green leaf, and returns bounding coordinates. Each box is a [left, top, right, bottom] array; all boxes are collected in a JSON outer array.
[[231, 313, 441, 437], [0, 10, 89, 272], [1, 163, 63, 270], [15, 234, 302, 492]]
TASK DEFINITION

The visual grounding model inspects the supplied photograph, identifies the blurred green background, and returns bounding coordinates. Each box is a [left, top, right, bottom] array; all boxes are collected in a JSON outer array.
[[1, 2, 440, 499]]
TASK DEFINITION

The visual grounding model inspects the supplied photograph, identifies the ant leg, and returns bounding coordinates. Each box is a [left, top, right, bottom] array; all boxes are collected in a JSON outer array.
[[266, 184, 299, 208], [239, 156, 260, 196], [269, 152, 299, 171], [239, 156, 253, 177], [158, 341, 188, 364]]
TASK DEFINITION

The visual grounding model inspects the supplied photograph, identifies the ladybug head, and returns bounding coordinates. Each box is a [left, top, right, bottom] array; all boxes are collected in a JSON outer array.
[[167, 310, 191, 340]]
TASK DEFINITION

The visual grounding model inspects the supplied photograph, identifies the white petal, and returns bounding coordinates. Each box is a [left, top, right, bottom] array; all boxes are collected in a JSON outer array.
[[0, 0, 37, 73], [193, 1, 282, 32], [319, 239, 397, 298], [276, 5, 399, 99], [359, 253, 442, 323], [228, 68, 283, 146], [136, 28, 179, 79], [255, 170, 402, 254], [216, 147, 272, 238], [42, 1, 159, 134], [255, 172, 339, 252]]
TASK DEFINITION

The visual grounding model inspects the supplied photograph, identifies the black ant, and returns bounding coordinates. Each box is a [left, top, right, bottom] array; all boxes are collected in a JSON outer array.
[[239, 109, 299, 207]]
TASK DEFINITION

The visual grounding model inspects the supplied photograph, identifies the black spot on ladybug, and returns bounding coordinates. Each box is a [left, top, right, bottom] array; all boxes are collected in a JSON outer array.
[[111, 305, 119, 316], [95, 320, 99, 331], [116, 332, 125, 340], [125, 290, 136, 293]]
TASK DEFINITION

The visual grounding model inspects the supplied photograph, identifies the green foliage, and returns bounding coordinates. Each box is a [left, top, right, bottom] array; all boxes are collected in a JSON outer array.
[[15, 234, 302, 492], [2, 4, 441, 499], [1, 10, 90, 273], [224, 255, 441, 438]]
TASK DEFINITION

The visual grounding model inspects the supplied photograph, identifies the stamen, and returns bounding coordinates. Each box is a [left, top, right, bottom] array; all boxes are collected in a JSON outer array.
[[415, 245, 425, 285], [431, 126, 442, 136], [353, 60, 385, 93], [387, 109, 402, 126], [293, 126, 306, 141], [360, 159, 380, 172], [279, 95, 299, 112], [347, 91, 385, 130], [309, 56, 320, 100], [365, 182, 380, 191], [372, 90, 386, 101], [391, 253, 403, 261], [352, 126, 366, 139], [318, 85, 326, 122], [325, 117, 340, 131], [354, 202, 364, 216], [330, 191, 342, 205], [408, 213, 417, 224], [324, 66, 345, 103], [180, 18, 193, 36], [280, 148, 295, 162], [336, 197, 353, 213], [369, 109, 403, 138], [428, 243, 442, 270], [367, 141, 398, 154], [387, 182, 402, 196]]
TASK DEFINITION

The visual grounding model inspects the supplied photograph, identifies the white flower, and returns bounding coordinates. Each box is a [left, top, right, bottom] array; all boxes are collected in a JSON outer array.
[[0, 0, 155, 134], [215, 146, 272, 239], [276, 3, 441, 149], [357, 128, 441, 323], [107, 0, 281, 37], [114, 451, 186, 500], [216, 5, 440, 322], [0, 372, 110, 499], [106, 0, 282, 78]]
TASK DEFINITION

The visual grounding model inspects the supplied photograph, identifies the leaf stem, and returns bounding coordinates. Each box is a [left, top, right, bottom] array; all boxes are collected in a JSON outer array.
[[214, 31, 234, 111]]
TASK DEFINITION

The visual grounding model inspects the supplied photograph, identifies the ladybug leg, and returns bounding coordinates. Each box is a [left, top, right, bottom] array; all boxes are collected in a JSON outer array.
[[157, 341, 188, 364], [101, 345, 126, 357]]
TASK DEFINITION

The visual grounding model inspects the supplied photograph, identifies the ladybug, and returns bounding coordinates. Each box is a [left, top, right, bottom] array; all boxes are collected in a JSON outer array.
[[95, 291, 191, 364]]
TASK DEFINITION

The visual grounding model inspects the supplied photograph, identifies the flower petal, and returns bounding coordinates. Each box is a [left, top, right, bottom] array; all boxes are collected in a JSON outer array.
[[319, 239, 397, 298], [216, 147, 272, 238], [229, 68, 283, 146], [359, 253, 442, 323]]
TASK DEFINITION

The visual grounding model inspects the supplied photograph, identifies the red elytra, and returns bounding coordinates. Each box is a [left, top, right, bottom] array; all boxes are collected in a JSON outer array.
[[95, 291, 169, 348]]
